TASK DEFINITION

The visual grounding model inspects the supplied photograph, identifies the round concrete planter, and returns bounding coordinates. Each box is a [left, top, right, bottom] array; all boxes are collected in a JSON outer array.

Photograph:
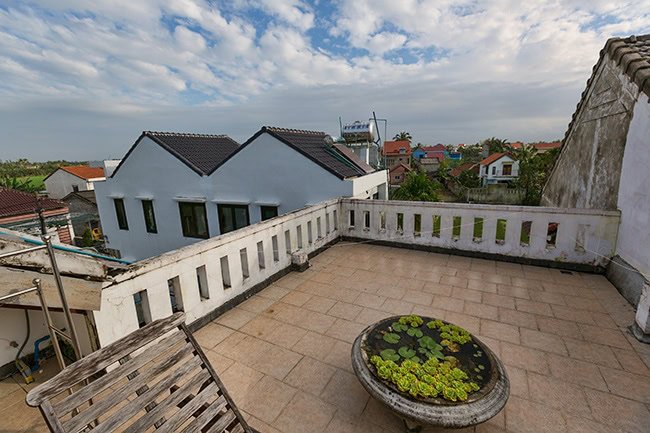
[[351, 316, 510, 430]]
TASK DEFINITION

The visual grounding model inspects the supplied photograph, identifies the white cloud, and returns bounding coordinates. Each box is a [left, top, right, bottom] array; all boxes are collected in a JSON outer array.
[[0, 0, 649, 158]]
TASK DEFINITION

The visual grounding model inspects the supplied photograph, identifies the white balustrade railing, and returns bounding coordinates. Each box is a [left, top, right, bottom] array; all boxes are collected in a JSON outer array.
[[94, 199, 340, 347], [340, 199, 620, 268], [92, 197, 621, 348]]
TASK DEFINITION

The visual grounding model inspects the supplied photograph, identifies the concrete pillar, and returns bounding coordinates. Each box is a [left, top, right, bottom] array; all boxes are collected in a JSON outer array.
[[632, 282, 650, 344]]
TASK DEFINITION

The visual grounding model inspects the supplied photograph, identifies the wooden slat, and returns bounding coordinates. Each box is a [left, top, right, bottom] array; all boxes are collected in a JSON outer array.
[[180, 323, 252, 433], [27, 312, 186, 406], [179, 399, 228, 433], [204, 409, 236, 433], [155, 386, 223, 433], [39, 401, 67, 433], [121, 369, 212, 433], [61, 343, 197, 433], [54, 330, 186, 415], [229, 424, 245, 433], [78, 357, 205, 433]]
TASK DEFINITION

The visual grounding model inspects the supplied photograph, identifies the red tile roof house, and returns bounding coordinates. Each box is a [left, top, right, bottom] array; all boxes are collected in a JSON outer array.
[[382, 140, 411, 168], [422, 144, 446, 162], [43, 165, 106, 199], [0, 188, 75, 244], [478, 152, 519, 186], [389, 163, 412, 185], [509, 141, 561, 154]]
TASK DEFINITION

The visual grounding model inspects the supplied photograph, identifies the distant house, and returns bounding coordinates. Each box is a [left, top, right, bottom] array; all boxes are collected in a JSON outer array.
[[449, 162, 479, 178], [62, 190, 102, 246], [0, 187, 74, 243], [44, 165, 106, 199], [510, 141, 561, 154], [390, 164, 412, 185], [96, 128, 388, 261], [478, 152, 519, 186], [412, 146, 426, 160], [383, 140, 411, 168]]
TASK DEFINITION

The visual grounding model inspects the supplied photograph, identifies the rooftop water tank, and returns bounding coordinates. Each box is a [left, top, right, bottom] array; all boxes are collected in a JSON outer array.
[[342, 120, 376, 144]]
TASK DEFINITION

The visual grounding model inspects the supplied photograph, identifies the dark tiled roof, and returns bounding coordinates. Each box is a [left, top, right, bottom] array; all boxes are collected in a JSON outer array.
[[112, 131, 239, 177], [331, 144, 374, 174], [62, 190, 97, 205], [253, 127, 372, 179], [0, 188, 67, 218]]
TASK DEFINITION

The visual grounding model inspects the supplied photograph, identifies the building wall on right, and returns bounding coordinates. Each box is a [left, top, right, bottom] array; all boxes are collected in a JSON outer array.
[[541, 53, 638, 210], [609, 92, 650, 304]]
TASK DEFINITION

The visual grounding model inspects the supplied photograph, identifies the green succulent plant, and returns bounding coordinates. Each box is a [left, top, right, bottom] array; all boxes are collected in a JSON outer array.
[[399, 314, 424, 327], [407, 327, 424, 338], [391, 322, 408, 332], [369, 354, 480, 402]]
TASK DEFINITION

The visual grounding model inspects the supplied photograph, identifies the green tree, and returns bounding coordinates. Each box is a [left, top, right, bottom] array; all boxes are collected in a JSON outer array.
[[481, 137, 510, 155], [0, 175, 42, 192], [392, 170, 440, 202], [437, 160, 451, 182], [393, 131, 412, 141], [460, 144, 483, 161], [514, 144, 544, 205], [457, 170, 481, 188]]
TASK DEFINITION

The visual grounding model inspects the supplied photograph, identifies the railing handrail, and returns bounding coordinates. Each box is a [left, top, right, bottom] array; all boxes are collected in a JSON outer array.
[[341, 198, 621, 217]]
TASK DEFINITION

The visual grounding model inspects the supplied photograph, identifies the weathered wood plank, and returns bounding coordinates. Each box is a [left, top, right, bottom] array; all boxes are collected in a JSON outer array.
[[53, 329, 185, 415], [27, 312, 186, 406], [39, 401, 67, 433], [155, 386, 223, 433], [75, 357, 204, 433], [204, 409, 236, 433], [179, 403, 228, 433], [61, 343, 197, 433], [180, 323, 252, 433], [121, 369, 212, 433], [229, 424, 245, 433]]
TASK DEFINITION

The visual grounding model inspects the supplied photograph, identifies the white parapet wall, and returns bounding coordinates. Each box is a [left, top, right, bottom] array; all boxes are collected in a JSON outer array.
[[92, 199, 341, 347], [340, 199, 620, 268]]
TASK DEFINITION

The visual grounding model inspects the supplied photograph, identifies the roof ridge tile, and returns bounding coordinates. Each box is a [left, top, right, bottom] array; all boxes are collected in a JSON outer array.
[[262, 126, 326, 135]]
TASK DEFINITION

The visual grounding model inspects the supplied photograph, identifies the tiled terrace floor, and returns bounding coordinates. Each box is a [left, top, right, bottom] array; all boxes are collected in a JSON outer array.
[[2, 242, 650, 433]]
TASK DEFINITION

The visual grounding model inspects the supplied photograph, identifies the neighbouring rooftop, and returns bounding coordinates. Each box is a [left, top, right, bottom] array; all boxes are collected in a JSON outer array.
[[2, 242, 649, 433]]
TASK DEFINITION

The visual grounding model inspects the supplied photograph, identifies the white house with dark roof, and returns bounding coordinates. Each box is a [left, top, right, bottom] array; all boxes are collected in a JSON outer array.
[[96, 128, 387, 261]]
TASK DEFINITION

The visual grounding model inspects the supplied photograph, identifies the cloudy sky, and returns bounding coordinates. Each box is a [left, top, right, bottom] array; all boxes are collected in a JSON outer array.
[[1, 0, 649, 161]]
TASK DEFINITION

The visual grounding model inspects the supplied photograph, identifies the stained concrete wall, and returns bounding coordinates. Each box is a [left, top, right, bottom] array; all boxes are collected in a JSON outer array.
[[541, 53, 639, 210]]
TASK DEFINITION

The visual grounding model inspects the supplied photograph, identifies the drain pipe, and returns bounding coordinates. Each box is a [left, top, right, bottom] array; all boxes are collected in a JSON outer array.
[[14, 310, 34, 384]]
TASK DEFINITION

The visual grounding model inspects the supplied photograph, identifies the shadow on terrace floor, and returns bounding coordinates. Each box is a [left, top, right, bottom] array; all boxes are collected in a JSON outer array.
[[2, 242, 650, 433]]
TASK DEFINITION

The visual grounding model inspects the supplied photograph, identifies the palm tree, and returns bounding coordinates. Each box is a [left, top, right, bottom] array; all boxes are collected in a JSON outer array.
[[392, 170, 440, 202], [393, 131, 412, 141]]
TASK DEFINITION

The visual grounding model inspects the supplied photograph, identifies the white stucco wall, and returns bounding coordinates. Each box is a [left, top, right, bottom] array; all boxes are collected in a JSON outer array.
[[44, 170, 101, 199], [615, 93, 650, 279], [482, 156, 519, 185], [0, 308, 92, 368], [96, 134, 386, 262]]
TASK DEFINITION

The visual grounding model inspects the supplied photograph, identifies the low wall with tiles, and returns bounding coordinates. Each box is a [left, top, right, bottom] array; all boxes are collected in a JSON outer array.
[[340, 199, 620, 270], [93, 199, 341, 347]]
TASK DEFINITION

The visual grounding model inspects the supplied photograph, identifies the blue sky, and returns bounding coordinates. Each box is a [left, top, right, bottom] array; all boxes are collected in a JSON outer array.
[[0, 0, 649, 160]]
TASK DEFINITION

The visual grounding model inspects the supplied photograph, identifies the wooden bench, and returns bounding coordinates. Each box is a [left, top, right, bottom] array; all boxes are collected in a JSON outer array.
[[26, 312, 255, 433]]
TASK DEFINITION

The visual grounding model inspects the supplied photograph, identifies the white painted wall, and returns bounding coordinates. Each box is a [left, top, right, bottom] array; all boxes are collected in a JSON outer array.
[[92, 199, 341, 347], [481, 156, 519, 186], [615, 93, 650, 279], [0, 308, 92, 369], [96, 134, 386, 261], [44, 170, 103, 199]]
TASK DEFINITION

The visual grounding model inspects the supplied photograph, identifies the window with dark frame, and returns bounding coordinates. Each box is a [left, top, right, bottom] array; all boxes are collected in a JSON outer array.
[[141, 200, 157, 233], [260, 206, 278, 221], [179, 202, 209, 239], [218, 204, 250, 234], [114, 198, 128, 230]]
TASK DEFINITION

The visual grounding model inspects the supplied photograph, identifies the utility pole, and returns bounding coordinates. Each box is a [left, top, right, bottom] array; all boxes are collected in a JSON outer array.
[[34, 193, 47, 235]]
